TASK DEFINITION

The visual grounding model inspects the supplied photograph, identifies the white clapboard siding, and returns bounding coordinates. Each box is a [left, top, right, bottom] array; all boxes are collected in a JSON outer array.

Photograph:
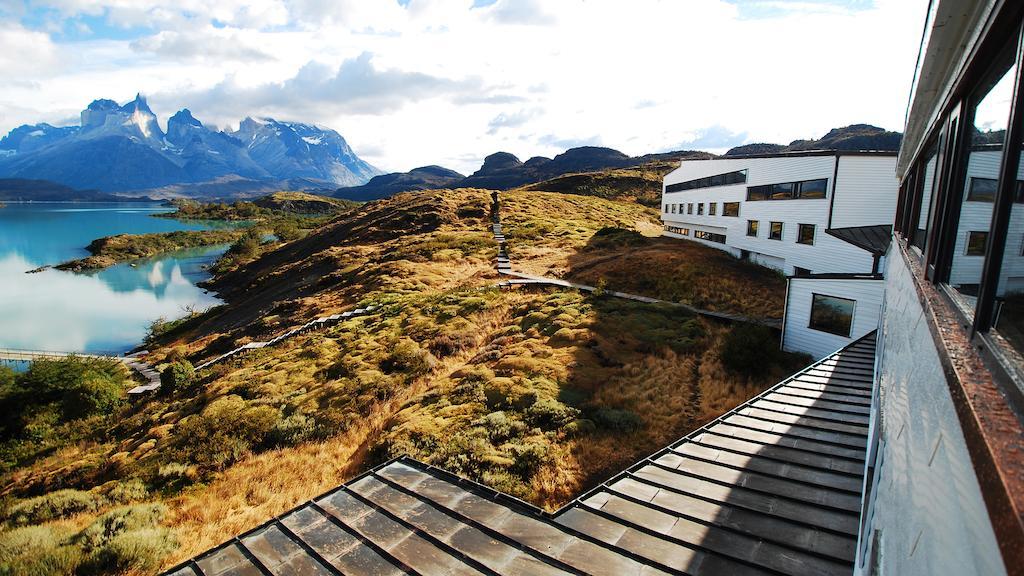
[[661, 153, 895, 275], [829, 155, 899, 228], [782, 276, 885, 359]]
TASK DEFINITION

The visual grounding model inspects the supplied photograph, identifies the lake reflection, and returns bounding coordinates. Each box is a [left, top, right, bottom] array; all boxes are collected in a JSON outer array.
[[0, 203, 227, 354]]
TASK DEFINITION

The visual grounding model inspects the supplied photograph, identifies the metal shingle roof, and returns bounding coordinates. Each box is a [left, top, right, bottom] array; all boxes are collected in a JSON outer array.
[[164, 333, 877, 576]]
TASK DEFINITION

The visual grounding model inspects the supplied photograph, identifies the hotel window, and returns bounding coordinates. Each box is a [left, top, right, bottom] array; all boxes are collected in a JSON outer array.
[[688, 203, 693, 215], [797, 224, 815, 245], [694, 230, 726, 243], [747, 179, 829, 201], [769, 221, 783, 240], [809, 294, 855, 337], [893, 27, 1024, 373], [671, 204, 677, 214], [966, 231, 988, 256], [797, 179, 828, 199], [665, 169, 747, 193], [944, 44, 1016, 315], [697, 203, 704, 215], [747, 220, 758, 237], [968, 178, 998, 202], [771, 183, 795, 199], [708, 202, 717, 216], [723, 202, 740, 217]]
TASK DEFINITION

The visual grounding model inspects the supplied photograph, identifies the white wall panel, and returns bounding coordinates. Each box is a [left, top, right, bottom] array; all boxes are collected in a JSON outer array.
[[783, 277, 884, 359], [862, 253, 1005, 576]]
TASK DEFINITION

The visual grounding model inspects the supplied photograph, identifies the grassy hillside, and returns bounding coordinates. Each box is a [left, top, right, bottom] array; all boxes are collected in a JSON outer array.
[[0, 187, 801, 573]]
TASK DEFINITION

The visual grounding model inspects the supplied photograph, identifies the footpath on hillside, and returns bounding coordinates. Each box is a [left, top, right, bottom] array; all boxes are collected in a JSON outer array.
[[488, 190, 782, 328]]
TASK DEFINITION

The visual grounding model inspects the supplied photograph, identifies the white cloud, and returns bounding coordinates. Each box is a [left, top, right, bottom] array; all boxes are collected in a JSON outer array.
[[0, 0, 927, 174]]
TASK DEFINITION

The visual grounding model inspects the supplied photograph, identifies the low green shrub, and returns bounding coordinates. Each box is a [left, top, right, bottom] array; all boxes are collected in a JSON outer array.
[[0, 525, 82, 576], [159, 360, 195, 396], [720, 324, 779, 376], [591, 407, 643, 433], [380, 340, 434, 377], [170, 395, 281, 472], [4, 489, 105, 525]]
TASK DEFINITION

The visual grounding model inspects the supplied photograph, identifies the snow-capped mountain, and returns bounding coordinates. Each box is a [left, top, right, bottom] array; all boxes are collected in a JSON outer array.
[[0, 95, 382, 195]]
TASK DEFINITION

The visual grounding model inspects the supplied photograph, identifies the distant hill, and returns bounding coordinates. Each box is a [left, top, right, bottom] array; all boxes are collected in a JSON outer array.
[[334, 166, 464, 201], [725, 124, 902, 156], [0, 95, 382, 197], [0, 178, 143, 202], [335, 147, 716, 200], [521, 151, 715, 207]]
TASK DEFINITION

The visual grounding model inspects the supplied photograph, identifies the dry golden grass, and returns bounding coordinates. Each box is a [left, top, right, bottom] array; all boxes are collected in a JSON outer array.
[[1, 187, 799, 574]]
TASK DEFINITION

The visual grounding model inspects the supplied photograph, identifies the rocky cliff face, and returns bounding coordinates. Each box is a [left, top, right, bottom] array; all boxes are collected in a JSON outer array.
[[0, 96, 381, 195]]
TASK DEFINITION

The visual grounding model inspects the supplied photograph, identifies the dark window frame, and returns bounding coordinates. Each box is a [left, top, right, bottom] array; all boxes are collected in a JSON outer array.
[[747, 178, 830, 201], [709, 202, 717, 216], [769, 221, 783, 240], [747, 220, 758, 237], [966, 231, 989, 256], [797, 223, 815, 245], [723, 202, 740, 217], [665, 169, 747, 193], [808, 293, 856, 337], [694, 230, 726, 243], [893, 17, 1024, 394], [697, 203, 704, 215]]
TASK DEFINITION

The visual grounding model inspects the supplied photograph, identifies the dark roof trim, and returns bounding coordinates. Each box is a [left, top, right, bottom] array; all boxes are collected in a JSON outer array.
[[789, 273, 885, 281], [686, 150, 898, 161], [826, 225, 894, 256]]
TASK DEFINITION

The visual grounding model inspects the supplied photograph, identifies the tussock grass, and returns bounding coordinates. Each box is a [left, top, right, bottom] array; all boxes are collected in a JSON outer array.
[[1, 187, 798, 573]]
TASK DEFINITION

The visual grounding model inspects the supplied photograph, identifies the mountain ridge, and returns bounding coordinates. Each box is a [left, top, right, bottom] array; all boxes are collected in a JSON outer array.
[[0, 95, 382, 196]]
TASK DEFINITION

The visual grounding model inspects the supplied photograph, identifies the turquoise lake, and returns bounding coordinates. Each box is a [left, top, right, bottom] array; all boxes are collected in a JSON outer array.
[[0, 203, 229, 355]]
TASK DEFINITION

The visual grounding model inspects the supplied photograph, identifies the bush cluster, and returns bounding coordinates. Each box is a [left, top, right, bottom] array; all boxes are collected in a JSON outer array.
[[0, 503, 175, 576], [0, 357, 128, 442]]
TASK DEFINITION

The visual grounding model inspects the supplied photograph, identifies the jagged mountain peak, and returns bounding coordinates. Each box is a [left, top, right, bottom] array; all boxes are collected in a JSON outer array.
[[0, 95, 381, 194]]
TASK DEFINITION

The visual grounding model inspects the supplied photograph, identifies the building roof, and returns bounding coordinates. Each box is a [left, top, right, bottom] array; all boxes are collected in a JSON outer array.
[[163, 333, 878, 576], [682, 150, 898, 161], [826, 225, 893, 256]]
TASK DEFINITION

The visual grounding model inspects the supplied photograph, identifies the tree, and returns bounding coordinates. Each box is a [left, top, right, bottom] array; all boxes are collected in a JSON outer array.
[[160, 360, 195, 396]]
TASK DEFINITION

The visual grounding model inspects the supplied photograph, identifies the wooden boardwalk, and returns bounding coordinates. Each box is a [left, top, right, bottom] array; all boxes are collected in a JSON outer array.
[[0, 348, 162, 395]]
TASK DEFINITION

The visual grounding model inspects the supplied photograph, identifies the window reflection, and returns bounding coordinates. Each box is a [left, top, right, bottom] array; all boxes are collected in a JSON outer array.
[[913, 143, 937, 251], [948, 57, 1016, 311], [994, 110, 1024, 361]]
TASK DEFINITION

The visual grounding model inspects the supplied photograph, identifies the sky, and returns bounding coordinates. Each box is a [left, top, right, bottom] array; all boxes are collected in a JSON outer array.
[[0, 0, 927, 175]]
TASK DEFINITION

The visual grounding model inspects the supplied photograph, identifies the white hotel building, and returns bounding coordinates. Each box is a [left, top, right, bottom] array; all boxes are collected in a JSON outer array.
[[661, 152, 898, 358]]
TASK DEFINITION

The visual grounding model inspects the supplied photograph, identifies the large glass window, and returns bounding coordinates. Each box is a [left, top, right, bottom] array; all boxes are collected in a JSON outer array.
[[798, 179, 828, 199], [968, 177, 998, 202], [913, 143, 938, 252], [747, 220, 758, 237], [769, 221, 783, 240], [797, 223, 815, 245], [947, 51, 1016, 313], [747, 179, 829, 201], [694, 230, 726, 243], [809, 294, 855, 337], [771, 183, 795, 199], [723, 202, 740, 217], [666, 169, 747, 193]]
